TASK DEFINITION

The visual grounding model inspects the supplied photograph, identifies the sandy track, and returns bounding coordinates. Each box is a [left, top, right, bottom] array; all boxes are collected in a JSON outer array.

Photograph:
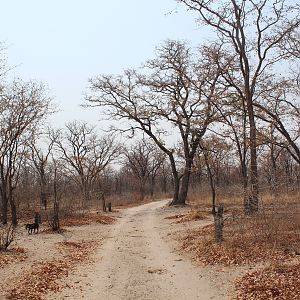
[[47, 200, 227, 300]]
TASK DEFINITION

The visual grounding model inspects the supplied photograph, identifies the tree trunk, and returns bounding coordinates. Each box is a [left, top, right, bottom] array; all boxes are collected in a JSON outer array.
[[204, 154, 216, 215], [270, 143, 279, 200], [52, 165, 60, 232], [169, 176, 180, 205], [102, 194, 106, 212], [150, 176, 155, 197], [177, 168, 191, 205], [40, 171, 47, 210], [10, 198, 17, 226], [82, 179, 91, 204], [168, 154, 181, 205], [172, 164, 192, 206], [214, 205, 224, 242], [139, 179, 146, 201], [40, 192, 47, 210], [241, 160, 250, 214], [248, 103, 259, 213], [1, 192, 8, 225]]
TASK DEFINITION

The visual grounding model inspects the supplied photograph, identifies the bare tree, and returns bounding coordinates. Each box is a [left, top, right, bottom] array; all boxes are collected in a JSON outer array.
[[124, 138, 166, 200], [249, 75, 300, 169], [211, 96, 250, 212], [86, 40, 221, 205], [29, 132, 54, 210], [0, 80, 52, 225], [196, 136, 233, 213], [178, 0, 300, 212], [52, 121, 120, 205], [46, 157, 67, 232]]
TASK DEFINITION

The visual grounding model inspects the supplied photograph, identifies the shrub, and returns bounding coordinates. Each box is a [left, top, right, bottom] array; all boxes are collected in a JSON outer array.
[[0, 224, 15, 251]]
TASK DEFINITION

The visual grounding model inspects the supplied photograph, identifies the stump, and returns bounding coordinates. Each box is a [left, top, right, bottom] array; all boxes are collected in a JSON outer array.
[[108, 202, 112, 212], [214, 204, 224, 242]]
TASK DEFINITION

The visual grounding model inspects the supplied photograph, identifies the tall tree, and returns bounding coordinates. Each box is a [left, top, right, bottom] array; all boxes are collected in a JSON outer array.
[[124, 138, 166, 200], [29, 132, 54, 210], [52, 121, 120, 204], [211, 94, 250, 212], [254, 77, 300, 165], [0, 80, 52, 224], [86, 40, 222, 205], [178, 0, 300, 212]]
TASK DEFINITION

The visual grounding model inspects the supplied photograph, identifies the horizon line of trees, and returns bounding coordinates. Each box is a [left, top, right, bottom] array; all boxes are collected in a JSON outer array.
[[86, 0, 300, 213], [1, 0, 300, 225]]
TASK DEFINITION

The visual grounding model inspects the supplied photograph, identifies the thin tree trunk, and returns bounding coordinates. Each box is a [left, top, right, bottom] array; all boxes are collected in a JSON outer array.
[[139, 178, 146, 201], [248, 103, 259, 213], [52, 164, 60, 232], [241, 161, 250, 214], [204, 152, 216, 215], [161, 170, 167, 194], [168, 154, 180, 205], [270, 143, 279, 200], [1, 192, 8, 225], [40, 168, 47, 210], [214, 205, 224, 242], [10, 195, 17, 226], [150, 176, 155, 197]]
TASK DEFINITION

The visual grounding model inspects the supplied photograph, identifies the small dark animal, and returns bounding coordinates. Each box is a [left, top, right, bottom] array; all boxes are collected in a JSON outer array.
[[25, 223, 39, 234]]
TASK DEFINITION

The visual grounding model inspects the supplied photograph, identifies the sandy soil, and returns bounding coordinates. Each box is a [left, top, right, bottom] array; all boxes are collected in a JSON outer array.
[[1, 200, 236, 299]]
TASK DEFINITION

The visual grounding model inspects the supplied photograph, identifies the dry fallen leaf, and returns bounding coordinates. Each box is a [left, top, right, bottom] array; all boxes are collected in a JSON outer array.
[[7, 240, 99, 300]]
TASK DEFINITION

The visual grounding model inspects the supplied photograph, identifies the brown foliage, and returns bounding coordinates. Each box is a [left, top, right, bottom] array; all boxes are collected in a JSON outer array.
[[0, 224, 15, 250], [180, 208, 300, 266], [0, 247, 27, 267], [165, 210, 208, 223], [60, 213, 116, 227], [7, 240, 98, 300], [235, 262, 300, 300]]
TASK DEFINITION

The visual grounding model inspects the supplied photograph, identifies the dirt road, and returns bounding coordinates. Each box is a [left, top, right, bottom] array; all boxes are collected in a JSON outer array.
[[47, 200, 227, 300]]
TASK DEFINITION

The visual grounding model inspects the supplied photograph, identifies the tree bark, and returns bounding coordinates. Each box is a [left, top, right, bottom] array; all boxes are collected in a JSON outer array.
[[203, 151, 216, 215], [10, 196, 17, 226], [214, 205, 224, 243], [168, 155, 181, 205], [177, 168, 191, 205], [150, 176, 155, 197], [139, 178, 146, 201], [247, 103, 259, 213], [40, 167, 47, 210], [1, 192, 8, 225]]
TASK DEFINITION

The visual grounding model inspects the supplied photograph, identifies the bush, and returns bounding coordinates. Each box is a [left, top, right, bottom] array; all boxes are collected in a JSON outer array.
[[0, 223, 15, 251]]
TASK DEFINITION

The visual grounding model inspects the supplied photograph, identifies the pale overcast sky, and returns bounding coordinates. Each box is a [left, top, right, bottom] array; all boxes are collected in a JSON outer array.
[[0, 0, 205, 128]]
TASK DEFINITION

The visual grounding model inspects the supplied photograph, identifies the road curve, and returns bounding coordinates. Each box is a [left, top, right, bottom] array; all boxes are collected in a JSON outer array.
[[47, 200, 226, 300]]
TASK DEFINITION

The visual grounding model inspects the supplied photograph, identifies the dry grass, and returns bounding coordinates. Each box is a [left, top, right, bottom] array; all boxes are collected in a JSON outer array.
[[0, 247, 27, 267], [234, 262, 300, 300], [179, 203, 300, 299], [60, 212, 116, 227], [180, 206, 300, 266], [7, 240, 98, 300], [111, 192, 171, 208], [165, 210, 209, 223], [188, 187, 300, 208]]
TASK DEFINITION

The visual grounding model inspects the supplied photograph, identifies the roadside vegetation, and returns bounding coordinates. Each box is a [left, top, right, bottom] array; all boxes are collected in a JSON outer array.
[[1, 0, 300, 298]]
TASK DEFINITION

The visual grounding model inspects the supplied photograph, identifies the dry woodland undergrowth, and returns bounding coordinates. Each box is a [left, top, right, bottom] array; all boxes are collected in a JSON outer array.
[[176, 203, 300, 300], [0, 246, 27, 267], [0, 210, 116, 300], [60, 212, 116, 227], [8, 240, 98, 300]]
